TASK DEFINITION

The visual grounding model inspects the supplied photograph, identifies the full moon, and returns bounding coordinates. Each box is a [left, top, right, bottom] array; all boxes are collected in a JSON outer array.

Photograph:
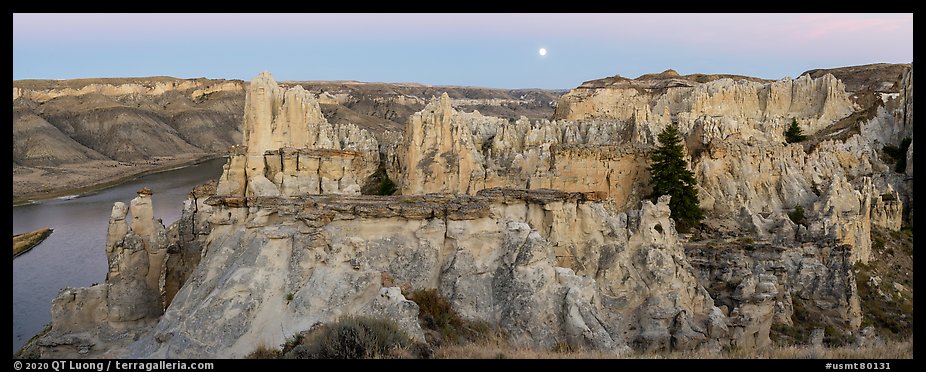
[[538, 48, 547, 56]]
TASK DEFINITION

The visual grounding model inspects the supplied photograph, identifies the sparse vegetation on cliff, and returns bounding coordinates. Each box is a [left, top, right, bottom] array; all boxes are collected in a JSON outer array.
[[648, 125, 703, 231], [854, 228, 913, 339], [361, 167, 398, 196], [246, 329, 912, 359], [433, 337, 911, 359], [378, 176, 398, 196], [407, 289, 494, 345], [882, 137, 911, 173]]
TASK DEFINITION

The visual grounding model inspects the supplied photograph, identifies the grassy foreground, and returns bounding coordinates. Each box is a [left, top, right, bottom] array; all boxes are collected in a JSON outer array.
[[248, 301, 912, 359], [432, 338, 913, 359]]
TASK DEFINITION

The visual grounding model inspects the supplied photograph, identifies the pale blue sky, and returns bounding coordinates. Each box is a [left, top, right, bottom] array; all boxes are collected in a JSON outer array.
[[13, 13, 913, 89]]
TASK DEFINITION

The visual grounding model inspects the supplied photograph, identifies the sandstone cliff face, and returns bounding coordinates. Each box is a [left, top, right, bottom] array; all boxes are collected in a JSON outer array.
[[215, 72, 380, 198], [118, 191, 722, 357], [38, 189, 731, 357], [544, 70, 911, 263], [13, 78, 243, 103], [687, 240, 862, 350], [554, 73, 853, 137], [398, 94, 650, 210]]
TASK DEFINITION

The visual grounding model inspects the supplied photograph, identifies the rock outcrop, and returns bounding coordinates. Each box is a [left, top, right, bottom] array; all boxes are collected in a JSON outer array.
[[550, 69, 915, 260], [687, 240, 862, 349], [554, 73, 853, 137], [12, 78, 243, 103], [40, 189, 169, 358], [215, 72, 380, 198], [398, 94, 650, 210], [120, 191, 722, 357]]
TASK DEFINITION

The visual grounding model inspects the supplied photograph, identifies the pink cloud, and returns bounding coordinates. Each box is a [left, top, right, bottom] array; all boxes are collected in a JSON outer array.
[[14, 13, 912, 62]]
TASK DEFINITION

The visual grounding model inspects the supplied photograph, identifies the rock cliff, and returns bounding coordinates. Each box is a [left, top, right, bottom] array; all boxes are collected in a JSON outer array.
[[398, 93, 650, 210], [12, 76, 560, 202], [215, 72, 380, 197], [687, 239, 862, 349], [29, 64, 913, 358], [131, 191, 723, 357], [551, 69, 911, 260], [13, 77, 246, 164]]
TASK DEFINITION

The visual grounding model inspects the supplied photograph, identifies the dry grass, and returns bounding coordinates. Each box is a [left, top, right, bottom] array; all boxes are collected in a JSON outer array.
[[13, 227, 53, 257], [433, 338, 913, 359], [245, 344, 281, 359]]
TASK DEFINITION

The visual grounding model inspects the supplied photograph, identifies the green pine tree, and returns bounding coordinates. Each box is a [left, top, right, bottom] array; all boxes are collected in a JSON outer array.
[[648, 125, 704, 232], [784, 118, 807, 143]]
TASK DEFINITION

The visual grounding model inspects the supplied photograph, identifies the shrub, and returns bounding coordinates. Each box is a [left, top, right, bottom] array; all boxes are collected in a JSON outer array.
[[408, 289, 461, 338], [284, 316, 412, 359], [378, 176, 397, 196], [788, 205, 806, 226], [407, 289, 493, 345]]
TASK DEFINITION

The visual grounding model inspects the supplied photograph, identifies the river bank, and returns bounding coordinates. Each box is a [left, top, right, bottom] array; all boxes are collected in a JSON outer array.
[[12, 154, 224, 206], [13, 158, 228, 352]]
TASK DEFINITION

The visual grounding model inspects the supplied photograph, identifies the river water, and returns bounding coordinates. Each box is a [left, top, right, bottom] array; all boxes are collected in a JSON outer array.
[[12, 158, 226, 353]]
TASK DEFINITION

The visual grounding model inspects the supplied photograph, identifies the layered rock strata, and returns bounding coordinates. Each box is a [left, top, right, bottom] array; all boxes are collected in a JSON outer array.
[[122, 190, 725, 357], [687, 240, 862, 349], [215, 72, 379, 197]]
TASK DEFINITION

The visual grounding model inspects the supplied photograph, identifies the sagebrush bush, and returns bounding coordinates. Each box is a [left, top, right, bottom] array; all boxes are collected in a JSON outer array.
[[284, 316, 412, 359], [245, 344, 281, 359]]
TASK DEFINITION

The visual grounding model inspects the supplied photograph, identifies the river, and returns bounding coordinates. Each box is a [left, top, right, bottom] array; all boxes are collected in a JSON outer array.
[[12, 158, 226, 353]]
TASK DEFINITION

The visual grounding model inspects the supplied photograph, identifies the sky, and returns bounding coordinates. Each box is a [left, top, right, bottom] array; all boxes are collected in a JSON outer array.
[[12, 13, 913, 89]]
